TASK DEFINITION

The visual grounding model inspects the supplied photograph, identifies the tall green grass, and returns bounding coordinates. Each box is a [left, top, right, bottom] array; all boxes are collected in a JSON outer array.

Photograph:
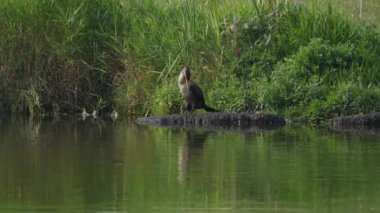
[[0, 0, 127, 116], [0, 0, 379, 121]]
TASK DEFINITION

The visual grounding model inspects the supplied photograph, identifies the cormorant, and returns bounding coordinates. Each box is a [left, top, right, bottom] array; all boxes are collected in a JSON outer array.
[[178, 66, 218, 112]]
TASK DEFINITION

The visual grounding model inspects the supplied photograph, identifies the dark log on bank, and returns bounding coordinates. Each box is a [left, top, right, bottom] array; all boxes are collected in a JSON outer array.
[[136, 112, 286, 130], [329, 113, 380, 130]]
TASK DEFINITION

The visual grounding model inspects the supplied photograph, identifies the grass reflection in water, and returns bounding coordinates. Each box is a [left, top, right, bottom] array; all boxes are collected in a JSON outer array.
[[0, 119, 379, 212]]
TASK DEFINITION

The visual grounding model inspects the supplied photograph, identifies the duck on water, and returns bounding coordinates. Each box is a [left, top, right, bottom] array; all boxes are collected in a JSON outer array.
[[178, 66, 218, 112]]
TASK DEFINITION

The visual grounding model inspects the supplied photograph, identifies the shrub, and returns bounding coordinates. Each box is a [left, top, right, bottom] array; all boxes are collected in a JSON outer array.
[[150, 79, 182, 115]]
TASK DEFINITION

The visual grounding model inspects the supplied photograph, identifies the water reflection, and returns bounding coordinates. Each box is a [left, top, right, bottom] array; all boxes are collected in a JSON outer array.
[[0, 118, 126, 211], [0, 119, 380, 212], [178, 131, 209, 184]]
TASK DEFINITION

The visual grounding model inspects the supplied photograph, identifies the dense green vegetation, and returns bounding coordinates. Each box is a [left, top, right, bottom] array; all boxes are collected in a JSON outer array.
[[0, 0, 379, 121]]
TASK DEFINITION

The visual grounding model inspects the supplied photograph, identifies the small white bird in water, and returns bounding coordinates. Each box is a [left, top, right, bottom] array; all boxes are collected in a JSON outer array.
[[91, 110, 97, 119], [111, 110, 118, 121], [81, 108, 90, 120]]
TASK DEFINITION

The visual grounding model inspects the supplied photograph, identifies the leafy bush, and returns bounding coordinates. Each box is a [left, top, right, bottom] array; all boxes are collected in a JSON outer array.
[[255, 37, 380, 119], [150, 79, 182, 115], [208, 76, 258, 112]]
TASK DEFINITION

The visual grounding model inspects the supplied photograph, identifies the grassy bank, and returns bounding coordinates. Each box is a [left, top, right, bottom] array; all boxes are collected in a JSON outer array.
[[0, 0, 379, 121]]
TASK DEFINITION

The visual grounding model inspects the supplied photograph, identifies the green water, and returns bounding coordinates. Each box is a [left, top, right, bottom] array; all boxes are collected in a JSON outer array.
[[0, 118, 379, 212]]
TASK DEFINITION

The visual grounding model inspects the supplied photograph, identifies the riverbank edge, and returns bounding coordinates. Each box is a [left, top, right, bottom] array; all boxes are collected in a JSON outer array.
[[136, 112, 286, 130], [329, 112, 380, 129], [136, 112, 380, 131]]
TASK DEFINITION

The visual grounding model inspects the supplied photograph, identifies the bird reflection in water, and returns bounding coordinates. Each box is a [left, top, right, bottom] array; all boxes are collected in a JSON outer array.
[[177, 130, 210, 184]]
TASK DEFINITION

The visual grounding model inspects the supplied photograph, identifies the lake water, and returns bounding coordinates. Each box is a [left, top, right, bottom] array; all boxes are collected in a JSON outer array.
[[0, 118, 379, 212]]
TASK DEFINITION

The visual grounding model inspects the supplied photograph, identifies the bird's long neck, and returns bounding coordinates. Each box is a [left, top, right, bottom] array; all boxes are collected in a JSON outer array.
[[178, 70, 190, 88]]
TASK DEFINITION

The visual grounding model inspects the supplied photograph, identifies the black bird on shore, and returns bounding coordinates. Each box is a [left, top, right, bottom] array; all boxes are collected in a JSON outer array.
[[178, 66, 218, 112]]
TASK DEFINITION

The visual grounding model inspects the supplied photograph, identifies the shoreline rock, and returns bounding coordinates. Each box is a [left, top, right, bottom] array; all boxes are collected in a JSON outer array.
[[329, 112, 380, 130], [136, 112, 286, 130]]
